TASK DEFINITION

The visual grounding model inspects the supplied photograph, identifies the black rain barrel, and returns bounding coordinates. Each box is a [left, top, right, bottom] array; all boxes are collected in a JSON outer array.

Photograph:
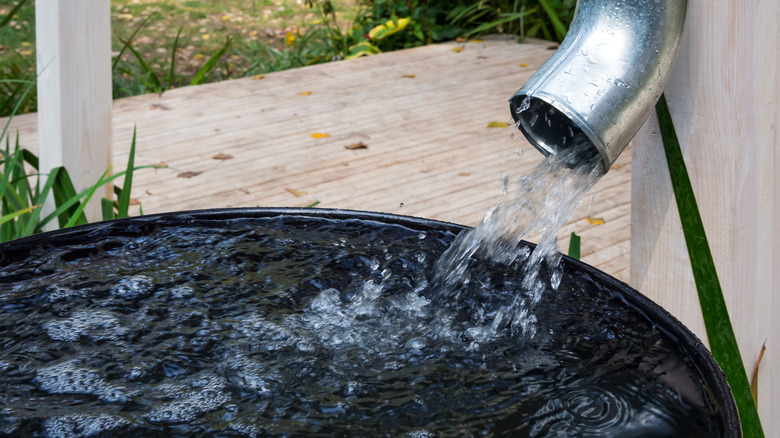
[[0, 208, 740, 437]]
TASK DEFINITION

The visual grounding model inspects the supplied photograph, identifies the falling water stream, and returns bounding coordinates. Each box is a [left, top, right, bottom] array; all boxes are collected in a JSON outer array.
[[0, 119, 728, 435]]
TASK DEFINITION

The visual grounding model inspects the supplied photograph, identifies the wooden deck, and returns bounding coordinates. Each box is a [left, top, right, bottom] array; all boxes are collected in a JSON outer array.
[[3, 36, 632, 282]]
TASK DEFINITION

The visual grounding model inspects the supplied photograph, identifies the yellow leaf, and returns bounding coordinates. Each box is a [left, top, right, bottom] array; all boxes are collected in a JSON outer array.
[[286, 32, 295, 46], [586, 216, 606, 225], [221, 15, 230, 21], [311, 19, 322, 25], [452, 45, 465, 53], [519, 63, 529, 67], [401, 74, 416, 78], [249, 30, 258, 37], [487, 121, 509, 128], [252, 75, 265, 80], [193, 53, 205, 61], [298, 91, 312, 96], [469, 39, 483, 43], [201, 34, 210, 40], [285, 188, 308, 197], [311, 133, 330, 139]]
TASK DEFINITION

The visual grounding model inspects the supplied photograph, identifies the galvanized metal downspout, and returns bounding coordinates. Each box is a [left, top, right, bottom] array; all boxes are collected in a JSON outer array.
[[510, 0, 688, 171]]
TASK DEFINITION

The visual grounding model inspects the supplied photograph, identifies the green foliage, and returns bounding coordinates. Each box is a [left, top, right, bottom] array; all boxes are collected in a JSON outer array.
[[656, 94, 764, 437], [0, 0, 36, 118], [567, 231, 580, 260], [0, 123, 162, 242], [114, 23, 232, 96]]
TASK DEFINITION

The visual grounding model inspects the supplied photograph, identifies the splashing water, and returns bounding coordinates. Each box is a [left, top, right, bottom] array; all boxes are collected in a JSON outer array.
[[431, 136, 605, 339]]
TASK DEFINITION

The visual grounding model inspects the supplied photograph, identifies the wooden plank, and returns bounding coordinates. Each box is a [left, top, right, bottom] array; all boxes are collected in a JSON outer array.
[[35, 0, 112, 223], [4, 37, 631, 285], [631, 1, 779, 432]]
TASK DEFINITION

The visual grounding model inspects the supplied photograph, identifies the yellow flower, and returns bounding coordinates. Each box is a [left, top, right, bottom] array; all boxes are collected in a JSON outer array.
[[286, 32, 295, 46]]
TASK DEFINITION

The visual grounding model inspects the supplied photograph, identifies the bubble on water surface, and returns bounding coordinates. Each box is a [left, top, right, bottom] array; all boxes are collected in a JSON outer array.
[[43, 309, 128, 342]]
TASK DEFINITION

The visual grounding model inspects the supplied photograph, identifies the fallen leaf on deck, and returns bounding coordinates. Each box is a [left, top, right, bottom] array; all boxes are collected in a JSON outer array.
[[298, 91, 312, 95], [252, 75, 265, 80], [456, 37, 467, 42], [344, 142, 368, 150], [402, 74, 416, 78], [547, 44, 560, 50], [178, 171, 203, 179], [469, 39, 483, 43], [285, 188, 308, 197], [311, 133, 331, 139], [458, 172, 471, 177], [487, 121, 509, 128], [477, 55, 488, 59], [751, 341, 766, 403], [519, 63, 529, 67], [129, 198, 140, 205], [452, 45, 465, 53], [213, 153, 233, 160], [586, 216, 606, 225]]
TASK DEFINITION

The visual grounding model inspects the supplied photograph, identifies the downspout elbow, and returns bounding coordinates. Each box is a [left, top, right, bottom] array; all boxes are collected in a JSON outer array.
[[510, 0, 688, 170]]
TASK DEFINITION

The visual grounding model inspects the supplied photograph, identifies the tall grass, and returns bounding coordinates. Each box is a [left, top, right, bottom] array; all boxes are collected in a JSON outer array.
[[0, 125, 163, 242]]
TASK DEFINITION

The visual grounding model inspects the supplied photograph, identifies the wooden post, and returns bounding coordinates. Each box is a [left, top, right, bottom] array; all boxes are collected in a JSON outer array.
[[35, 0, 112, 225], [631, 0, 779, 433]]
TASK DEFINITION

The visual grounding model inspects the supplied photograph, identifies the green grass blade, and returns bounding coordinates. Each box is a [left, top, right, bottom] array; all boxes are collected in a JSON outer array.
[[537, 0, 568, 42], [117, 126, 137, 218], [190, 38, 230, 86], [567, 232, 580, 260], [19, 166, 62, 237], [0, 205, 37, 228], [463, 11, 533, 38], [1, 77, 37, 143], [112, 13, 156, 72], [63, 167, 113, 229], [50, 166, 88, 227], [167, 28, 183, 89], [656, 94, 764, 437], [0, 0, 30, 29], [120, 38, 162, 92], [101, 198, 115, 221]]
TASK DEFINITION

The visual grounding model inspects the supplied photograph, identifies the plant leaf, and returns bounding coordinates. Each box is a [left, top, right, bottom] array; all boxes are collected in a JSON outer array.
[[120, 38, 162, 92], [486, 121, 509, 128], [190, 38, 230, 86], [537, 0, 568, 42], [117, 126, 137, 218], [656, 94, 764, 437], [567, 232, 580, 260]]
